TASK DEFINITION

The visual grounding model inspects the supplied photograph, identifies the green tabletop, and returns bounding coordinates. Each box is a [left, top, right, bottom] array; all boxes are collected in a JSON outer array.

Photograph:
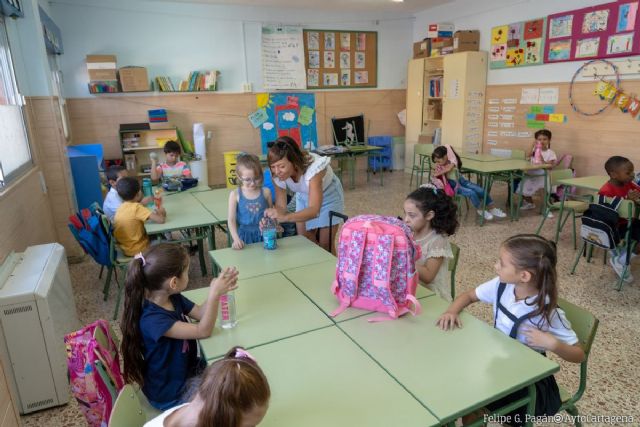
[[282, 259, 434, 322], [145, 191, 218, 234], [193, 188, 233, 222], [160, 184, 212, 195], [557, 175, 608, 192], [184, 272, 332, 360], [339, 297, 559, 424], [252, 327, 439, 427], [209, 235, 335, 279], [461, 159, 549, 174], [459, 153, 509, 162]]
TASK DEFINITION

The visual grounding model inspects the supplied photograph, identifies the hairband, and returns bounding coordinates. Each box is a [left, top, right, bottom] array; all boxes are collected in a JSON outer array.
[[420, 183, 439, 195], [234, 348, 256, 362], [134, 252, 146, 267]]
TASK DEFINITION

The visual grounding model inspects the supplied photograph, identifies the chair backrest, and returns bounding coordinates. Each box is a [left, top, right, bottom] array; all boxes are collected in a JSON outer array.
[[557, 298, 599, 406], [448, 242, 460, 300], [328, 211, 349, 252], [331, 115, 366, 146], [548, 168, 574, 186], [510, 149, 526, 160], [414, 143, 434, 157], [489, 148, 512, 158], [108, 384, 146, 427], [617, 199, 635, 220]]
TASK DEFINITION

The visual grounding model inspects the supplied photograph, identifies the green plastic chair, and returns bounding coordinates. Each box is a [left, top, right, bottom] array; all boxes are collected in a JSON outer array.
[[100, 214, 132, 320], [510, 149, 526, 160], [448, 242, 460, 300], [535, 169, 590, 248], [556, 298, 599, 427], [570, 198, 636, 291], [108, 384, 147, 427], [409, 144, 434, 188]]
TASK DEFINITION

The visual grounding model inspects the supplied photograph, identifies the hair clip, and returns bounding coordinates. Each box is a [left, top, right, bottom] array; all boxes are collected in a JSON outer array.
[[420, 183, 439, 194], [134, 252, 146, 267], [234, 348, 256, 362]]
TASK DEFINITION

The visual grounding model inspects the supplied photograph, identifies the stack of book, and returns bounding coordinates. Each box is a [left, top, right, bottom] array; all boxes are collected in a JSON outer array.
[[178, 70, 219, 92], [429, 77, 442, 97], [155, 76, 176, 92]]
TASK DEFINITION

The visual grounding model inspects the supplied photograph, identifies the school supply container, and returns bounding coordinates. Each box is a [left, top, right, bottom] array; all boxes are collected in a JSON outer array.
[[223, 151, 242, 189]]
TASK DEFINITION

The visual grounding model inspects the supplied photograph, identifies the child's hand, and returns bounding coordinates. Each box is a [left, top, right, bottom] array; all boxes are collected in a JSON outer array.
[[155, 206, 167, 217], [141, 196, 154, 205], [521, 327, 557, 351], [232, 238, 245, 250], [150, 152, 158, 162], [264, 207, 287, 222], [436, 312, 462, 330], [628, 190, 640, 201], [210, 267, 239, 297]]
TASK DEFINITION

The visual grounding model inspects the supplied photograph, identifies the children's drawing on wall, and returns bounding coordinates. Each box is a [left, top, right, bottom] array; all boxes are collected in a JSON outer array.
[[492, 25, 508, 44], [340, 52, 350, 68], [548, 39, 571, 60], [506, 47, 524, 66], [324, 51, 335, 68], [582, 10, 609, 33], [307, 69, 319, 87], [575, 37, 600, 58], [491, 44, 507, 61], [340, 33, 350, 51], [356, 33, 366, 50], [324, 32, 335, 50], [324, 72, 338, 86], [307, 31, 319, 50], [607, 32, 634, 54], [340, 69, 350, 86], [525, 39, 542, 63], [355, 52, 365, 69], [617, 2, 638, 32], [342, 120, 356, 144], [524, 19, 544, 39], [508, 22, 522, 47], [257, 92, 318, 153], [354, 71, 368, 84], [308, 51, 320, 68], [549, 15, 573, 38]]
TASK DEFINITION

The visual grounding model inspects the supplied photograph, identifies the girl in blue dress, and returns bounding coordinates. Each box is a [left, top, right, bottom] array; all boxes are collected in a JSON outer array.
[[228, 153, 272, 249]]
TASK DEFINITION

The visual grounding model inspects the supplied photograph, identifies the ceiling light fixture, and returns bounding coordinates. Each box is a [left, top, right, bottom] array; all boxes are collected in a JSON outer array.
[[392, 0, 404, 3]]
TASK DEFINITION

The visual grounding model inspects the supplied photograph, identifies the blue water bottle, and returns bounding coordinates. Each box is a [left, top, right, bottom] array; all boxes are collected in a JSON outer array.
[[262, 218, 277, 250], [142, 178, 154, 207]]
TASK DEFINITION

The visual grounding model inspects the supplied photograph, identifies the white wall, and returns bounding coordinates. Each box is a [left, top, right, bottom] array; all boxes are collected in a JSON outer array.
[[413, 0, 616, 85], [49, 0, 414, 98]]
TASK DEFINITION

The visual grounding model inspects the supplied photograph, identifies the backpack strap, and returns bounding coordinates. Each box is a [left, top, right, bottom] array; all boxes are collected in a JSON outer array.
[[331, 228, 367, 317], [494, 282, 537, 339], [367, 294, 422, 322], [598, 194, 622, 210]]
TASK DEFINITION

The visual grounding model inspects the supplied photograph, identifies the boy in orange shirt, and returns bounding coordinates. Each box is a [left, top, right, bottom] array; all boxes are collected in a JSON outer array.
[[598, 156, 640, 283], [114, 177, 166, 256]]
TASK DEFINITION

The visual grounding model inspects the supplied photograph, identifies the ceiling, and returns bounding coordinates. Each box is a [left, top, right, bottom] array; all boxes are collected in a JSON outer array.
[[151, 0, 452, 14]]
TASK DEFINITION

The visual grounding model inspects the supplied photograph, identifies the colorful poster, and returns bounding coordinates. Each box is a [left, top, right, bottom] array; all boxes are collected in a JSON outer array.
[[607, 32, 634, 53], [492, 25, 508, 44], [340, 69, 350, 86], [324, 72, 338, 86], [340, 33, 350, 51], [355, 52, 365, 68], [308, 51, 320, 68], [491, 44, 507, 61], [491, 18, 546, 69], [258, 93, 317, 153], [324, 32, 335, 50], [307, 32, 319, 50], [525, 38, 543, 63], [508, 22, 522, 46], [356, 33, 366, 50], [549, 15, 573, 38], [618, 2, 639, 32], [324, 51, 335, 68], [548, 40, 571, 61], [575, 37, 600, 57], [524, 19, 544, 39], [340, 52, 350, 68], [248, 108, 268, 128], [582, 10, 609, 33], [307, 69, 319, 87], [354, 71, 368, 84]]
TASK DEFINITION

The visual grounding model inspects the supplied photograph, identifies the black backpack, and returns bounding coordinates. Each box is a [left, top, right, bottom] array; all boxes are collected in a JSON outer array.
[[580, 195, 622, 249]]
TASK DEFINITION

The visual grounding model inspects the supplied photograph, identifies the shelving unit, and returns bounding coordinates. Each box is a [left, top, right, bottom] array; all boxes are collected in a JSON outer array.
[[119, 124, 178, 178]]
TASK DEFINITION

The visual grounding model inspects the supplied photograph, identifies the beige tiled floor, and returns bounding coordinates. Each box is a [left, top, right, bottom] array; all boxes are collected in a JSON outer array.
[[21, 171, 640, 426]]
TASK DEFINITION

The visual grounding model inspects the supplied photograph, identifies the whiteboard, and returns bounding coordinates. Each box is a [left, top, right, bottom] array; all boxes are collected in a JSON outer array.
[[262, 26, 306, 90], [0, 105, 31, 176]]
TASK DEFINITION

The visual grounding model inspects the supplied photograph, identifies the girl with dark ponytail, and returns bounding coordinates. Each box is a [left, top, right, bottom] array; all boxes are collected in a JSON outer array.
[[436, 234, 585, 426], [120, 243, 239, 410]]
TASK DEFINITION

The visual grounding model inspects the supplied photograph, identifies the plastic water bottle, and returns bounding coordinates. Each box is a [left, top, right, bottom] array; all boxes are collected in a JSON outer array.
[[262, 218, 277, 250], [154, 188, 163, 209], [532, 141, 543, 165], [219, 292, 237, 329], [142, 178, 154, 207]]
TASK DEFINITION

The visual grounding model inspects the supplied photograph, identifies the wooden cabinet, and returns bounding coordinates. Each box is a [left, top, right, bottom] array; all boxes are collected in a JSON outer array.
[[404, 51, 487, 170], [119, 124, 178, 178]]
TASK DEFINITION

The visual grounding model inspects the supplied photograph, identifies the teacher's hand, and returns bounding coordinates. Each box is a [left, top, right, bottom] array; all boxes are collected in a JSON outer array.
[[264, 207, 288, 222]]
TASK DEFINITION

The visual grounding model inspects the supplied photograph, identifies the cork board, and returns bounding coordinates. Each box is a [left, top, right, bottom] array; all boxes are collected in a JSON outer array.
[[303, 30, 377, 89]]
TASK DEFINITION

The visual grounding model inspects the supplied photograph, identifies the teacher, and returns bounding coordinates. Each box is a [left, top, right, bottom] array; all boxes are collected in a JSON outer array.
[[265, 136, 345, 252]]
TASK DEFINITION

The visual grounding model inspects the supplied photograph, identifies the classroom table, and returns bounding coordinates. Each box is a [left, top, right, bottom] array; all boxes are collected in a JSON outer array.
[[251, 327, 439, 427], [339, 297, 559, 426], [459, 153, 511, 162], [193, 188, 233, 247], [208, 235, 336, 278], [318, 145, 384, 189], [183, 272, 332, 360], [282, 259, 434, 322], [145, 191, 217, 275]]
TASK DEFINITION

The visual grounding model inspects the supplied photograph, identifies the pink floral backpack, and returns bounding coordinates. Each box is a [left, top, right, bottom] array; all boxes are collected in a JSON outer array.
[[331, 215, 422, 321], [64, 319, 124, 427]]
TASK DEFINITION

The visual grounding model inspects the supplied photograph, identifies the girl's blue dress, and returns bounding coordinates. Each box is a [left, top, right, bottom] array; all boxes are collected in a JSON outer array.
[[237, 188, 268, 244]]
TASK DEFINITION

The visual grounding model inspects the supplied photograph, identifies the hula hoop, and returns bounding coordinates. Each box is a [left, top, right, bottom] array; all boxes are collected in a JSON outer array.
[[568, 59, 621, 116]]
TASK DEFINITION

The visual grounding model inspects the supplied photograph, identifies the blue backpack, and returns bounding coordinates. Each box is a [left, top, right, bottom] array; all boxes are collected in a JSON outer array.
[[68, 203, 111, 267]]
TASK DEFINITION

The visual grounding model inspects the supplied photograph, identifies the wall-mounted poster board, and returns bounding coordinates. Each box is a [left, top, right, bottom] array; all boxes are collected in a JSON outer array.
[[545, 1, 640, 63], [490, 18, 546, 69], [303, 30, 377, 89]]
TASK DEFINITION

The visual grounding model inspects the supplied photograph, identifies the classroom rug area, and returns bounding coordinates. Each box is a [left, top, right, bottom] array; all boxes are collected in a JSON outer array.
[[21, 171, 640, 427]]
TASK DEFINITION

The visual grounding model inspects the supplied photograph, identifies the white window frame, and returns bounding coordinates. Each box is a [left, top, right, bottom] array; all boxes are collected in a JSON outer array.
[[0, 15, 32, 190]]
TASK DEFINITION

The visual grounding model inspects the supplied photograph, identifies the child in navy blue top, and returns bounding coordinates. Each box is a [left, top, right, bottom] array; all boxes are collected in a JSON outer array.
[[120, 243, 239, 410], [227, 153, 272, 249]]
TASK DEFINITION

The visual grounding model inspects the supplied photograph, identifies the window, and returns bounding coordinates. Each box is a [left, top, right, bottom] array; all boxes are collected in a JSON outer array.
[[0, 15, 31, 189]]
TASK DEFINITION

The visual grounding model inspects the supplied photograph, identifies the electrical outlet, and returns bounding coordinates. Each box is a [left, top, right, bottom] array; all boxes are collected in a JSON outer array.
[[242, 83, 252, 93]]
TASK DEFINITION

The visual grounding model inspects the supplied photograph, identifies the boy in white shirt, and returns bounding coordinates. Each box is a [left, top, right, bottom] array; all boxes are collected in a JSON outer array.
[[103, 165, 152, 221]]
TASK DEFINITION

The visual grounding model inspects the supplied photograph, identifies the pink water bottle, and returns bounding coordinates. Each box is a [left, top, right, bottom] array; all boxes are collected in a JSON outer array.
[[532, 141, 543, 165]]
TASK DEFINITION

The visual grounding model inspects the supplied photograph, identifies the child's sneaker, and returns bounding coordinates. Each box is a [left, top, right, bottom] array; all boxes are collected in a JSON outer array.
[[477, 209, 493, 220], [489, 208, 507, 218], [520, 201, 535, 210], [609, 255, 634, 283], [546, 211, 554, 218]]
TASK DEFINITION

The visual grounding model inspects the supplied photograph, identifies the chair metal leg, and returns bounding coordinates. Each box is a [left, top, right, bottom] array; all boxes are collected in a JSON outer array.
[[535, 214, 547, 235], [572, 212, 577, 250], [99, 265, 104, 279], [570, 241, 586, 274], [103, 266, 113, 301], [112, 267, 126, 320], [197, 235, 206, 277], [565, 405, 581, 427]]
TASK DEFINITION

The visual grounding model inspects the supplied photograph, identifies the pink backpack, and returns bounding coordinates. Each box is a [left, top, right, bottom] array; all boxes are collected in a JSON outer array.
[[64, 319, 124, 427], [331, 215, 422, 321]]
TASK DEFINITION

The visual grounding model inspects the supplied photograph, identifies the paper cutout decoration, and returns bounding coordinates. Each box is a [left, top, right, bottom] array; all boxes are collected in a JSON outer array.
[[324, 73, 338, 86], [355, 52, 365, 69], [356, 33, 366, 50], [583, 10, 609, 33], [575, 38, 600, 58], [248, 108, 269, 128], [549, 114, 567, 123], [491, 18, 546, 68], [508, 23, 522, 46], [307, 69, 319, 87], [548, 40, 571, 61], [340, 52, 350, 68], [298, 106, 314, 126], [535, 114, 549, 121], [354, 71, 368, 84], [492, 26, 508, 44], [491, 44, 507, 61], [530, 106, 543, 113], [340, 33, 350, 51], [607, 32, 634, 54], [527, 120, 546, 128], [618, 2, 638, 32], [550, 15, 573, 38], [307, 32, 319, 50], [524, 19, 544, 39], [308, 51, 320, 68], [628, 97, 640, 117], [258, 92, 317, 153], [324, 32, 335, 50], [506, 47, 524, 66], [543, 105, 556, 114], [525, 38, 543, 63], [340, 69, 350, 86], [617, 93, 631, 111]]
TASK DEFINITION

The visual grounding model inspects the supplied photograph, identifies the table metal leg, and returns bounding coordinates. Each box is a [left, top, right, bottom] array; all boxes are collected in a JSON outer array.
[[479, 173, 491, 226], [197, 231, 206, 276], [208, 225, 216, 251], [524, 383, 536, 427]]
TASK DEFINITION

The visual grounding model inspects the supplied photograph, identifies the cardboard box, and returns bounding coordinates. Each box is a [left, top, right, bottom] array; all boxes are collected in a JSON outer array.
[[86, 55, 117, 81], [118, 66, 150, 92], [430, 37, 453, 56], [453, 30, 480, 52], [428, 23, 454, 38], [413, 39, 431, 59]]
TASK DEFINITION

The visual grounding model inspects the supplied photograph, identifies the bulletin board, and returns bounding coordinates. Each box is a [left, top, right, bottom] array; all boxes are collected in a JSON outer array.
[[303, 30, 377, 89], [545, 1, 640, 63], [490, 18, 546, 69]]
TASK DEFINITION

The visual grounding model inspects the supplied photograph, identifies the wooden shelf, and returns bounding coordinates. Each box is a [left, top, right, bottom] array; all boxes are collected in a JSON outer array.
[[427, 96, 442, 100], [123, 146, 163, 151], [424, 118, 442, 122]]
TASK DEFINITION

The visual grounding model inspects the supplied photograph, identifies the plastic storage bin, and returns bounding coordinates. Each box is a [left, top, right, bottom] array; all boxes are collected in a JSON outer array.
[[367, 136, 393, 171]]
